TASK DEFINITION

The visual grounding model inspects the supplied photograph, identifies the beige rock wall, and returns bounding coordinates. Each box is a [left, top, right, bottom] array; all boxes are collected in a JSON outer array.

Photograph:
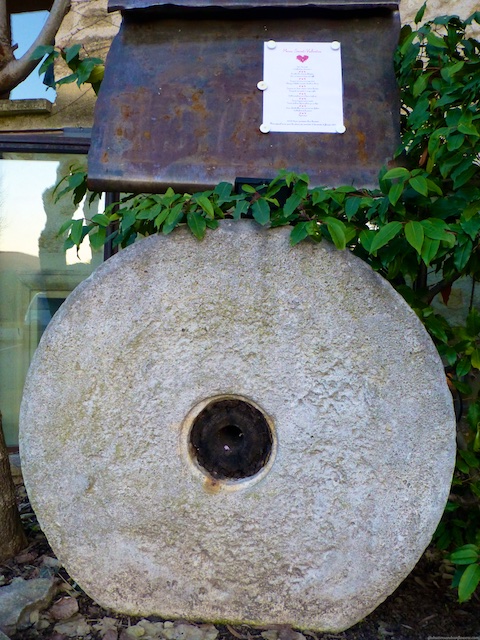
[[52, 0, 120, 128], [400, 0, 479, 23], [0, 0, 119, 130]]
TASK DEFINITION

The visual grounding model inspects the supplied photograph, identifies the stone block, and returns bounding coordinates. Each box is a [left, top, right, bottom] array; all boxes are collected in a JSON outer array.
[[20, 221, 456, 631]]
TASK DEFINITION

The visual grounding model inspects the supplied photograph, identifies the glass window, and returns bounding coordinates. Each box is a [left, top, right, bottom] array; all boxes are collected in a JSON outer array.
[[0, 154, 104, 447]]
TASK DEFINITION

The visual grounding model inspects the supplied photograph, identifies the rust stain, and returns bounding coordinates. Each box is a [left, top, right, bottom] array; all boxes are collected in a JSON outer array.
[[203, 477, 222, 494], [89, 11, 400, 193], [191, 90, 207, 117], [356, 131, 368, 164], [194, 126, 208, 139], [143, 131, 151, 140], [121, 105, 132, 119]]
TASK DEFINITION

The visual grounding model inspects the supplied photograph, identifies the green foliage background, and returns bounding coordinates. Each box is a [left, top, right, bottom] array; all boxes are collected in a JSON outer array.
[[46, 3, 480, 602]]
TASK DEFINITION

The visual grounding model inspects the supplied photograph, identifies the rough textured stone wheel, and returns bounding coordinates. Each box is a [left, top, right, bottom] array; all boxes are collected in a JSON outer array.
[[20, 221, 456, 632]]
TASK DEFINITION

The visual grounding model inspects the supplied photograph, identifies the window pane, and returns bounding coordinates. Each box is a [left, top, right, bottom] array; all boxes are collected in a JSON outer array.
[[0, 154, 104, 446]]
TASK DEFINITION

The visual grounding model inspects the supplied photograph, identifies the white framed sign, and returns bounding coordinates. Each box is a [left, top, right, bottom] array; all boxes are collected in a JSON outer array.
[[260, 41, 345, 134]]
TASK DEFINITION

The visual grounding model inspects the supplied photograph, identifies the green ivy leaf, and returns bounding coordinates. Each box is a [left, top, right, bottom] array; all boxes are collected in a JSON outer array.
[[233, 199, 249, 220], [89, 227, 106, 250], [388, 182, 405, 206], [75, 58, 103, 85], [213, 182, 232, 202], [454, 239, 473, 271], [447, 134, 465, 151], [459, 450, 480, 468], [154, 208, 170, 230], [162, 204, 184, 234], [460, 214, 480, 240], [452, 165, 478, 190], [456, 357, 471, 377], [457, 457, 470, 474], [404, 220, 425, 253], [57, 219, 75, 236], [467, 401, 480, 431], [414, 1, 426, 23], [471, 348, 480, 370], [369, 221, 403, 254], [65, 44, 82, 64], [196, 196, 215, 219], [311, 189, 329, 205], [426, 179, 443, 196], [458, 563, 480, 602], [463, 201, 480, 221], [290, 222, 309, 246], [187, 211, 207, 240], [324, 217, 347, 250], [420, 237, 440, 266], [421, 219, 450, 240], [359, 229, 375, 253], [70, 219, 84, 246], [425, 315, 449, 343], [90, 213, 111, 227], [426, 32, 448, 49], [121, 210, 137, 231], [440, 60, 465, 80], [306, 220, 322, 241], [345, 197, 361, 221], [450, 546, 479, 565], [466, 309, 480, 337], [283, 193, 303, 217], [383, 167, 411, 181], [251, 199, 270, 225], [409, 175, 429, 196], [413, 72, 432, 97], [458, 111, 479, 137]]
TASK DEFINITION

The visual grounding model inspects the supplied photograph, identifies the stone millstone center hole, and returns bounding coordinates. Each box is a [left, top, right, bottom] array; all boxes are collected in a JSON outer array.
[[189, 399, 273, 480]]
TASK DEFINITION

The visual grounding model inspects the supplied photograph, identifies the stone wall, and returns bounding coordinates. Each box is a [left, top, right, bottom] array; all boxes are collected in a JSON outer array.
[[400, 0, 479, 22], [51, 0, 120, 128], [0, 0, 119, 130]]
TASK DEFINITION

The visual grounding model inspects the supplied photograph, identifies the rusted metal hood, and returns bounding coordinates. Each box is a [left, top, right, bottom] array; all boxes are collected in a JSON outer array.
[[110, 0, 398, 10], [89, 1, 400, 194]]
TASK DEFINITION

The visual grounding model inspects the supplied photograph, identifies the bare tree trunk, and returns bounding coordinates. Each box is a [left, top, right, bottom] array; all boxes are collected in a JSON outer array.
[[0, 412, 27, 562], [0, 0, 71, 95], [0, 0, 12, 98]]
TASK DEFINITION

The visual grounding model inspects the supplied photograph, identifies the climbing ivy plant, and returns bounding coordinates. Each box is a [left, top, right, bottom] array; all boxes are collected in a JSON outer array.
[[46, 4, 480, 602]]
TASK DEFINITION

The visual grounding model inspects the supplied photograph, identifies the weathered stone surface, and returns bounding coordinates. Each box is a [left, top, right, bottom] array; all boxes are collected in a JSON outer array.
[[20, 221, 456, 631], [0, 578, 56, 636], [400, 0, 479, 23]]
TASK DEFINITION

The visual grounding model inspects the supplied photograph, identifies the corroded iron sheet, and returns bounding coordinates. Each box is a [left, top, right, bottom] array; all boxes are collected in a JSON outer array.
[[110, 0, 398, 10], [89, 8, 400, 193]]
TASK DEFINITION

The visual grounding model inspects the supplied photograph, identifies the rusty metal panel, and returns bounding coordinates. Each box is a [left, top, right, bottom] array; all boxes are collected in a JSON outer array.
[[110, 1, 399, 11], [88, 8, 400, 193]]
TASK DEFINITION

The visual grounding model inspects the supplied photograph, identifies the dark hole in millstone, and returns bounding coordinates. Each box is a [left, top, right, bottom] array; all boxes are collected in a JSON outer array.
[[189, 398, 273, 480]]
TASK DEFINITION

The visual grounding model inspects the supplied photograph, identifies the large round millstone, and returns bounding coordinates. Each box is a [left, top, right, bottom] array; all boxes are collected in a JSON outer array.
[[20, 220, 456, 632]]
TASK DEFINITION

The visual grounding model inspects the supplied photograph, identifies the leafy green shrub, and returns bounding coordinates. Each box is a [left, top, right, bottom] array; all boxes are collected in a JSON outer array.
[[54, 5, 480, 601]]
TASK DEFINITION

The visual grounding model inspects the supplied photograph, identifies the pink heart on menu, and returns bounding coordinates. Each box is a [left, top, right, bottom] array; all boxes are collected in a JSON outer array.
[[296, 55, 309, 63]]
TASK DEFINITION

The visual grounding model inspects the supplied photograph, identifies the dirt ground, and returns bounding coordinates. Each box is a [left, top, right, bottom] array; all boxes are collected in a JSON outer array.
[[2, 482, 479, 640]]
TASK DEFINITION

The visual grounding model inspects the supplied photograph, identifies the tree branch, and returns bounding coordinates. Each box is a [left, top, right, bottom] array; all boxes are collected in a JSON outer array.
[[0, 0, 13, 83], [426, 272, 464, 305], [0, 0, 71, 95]]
